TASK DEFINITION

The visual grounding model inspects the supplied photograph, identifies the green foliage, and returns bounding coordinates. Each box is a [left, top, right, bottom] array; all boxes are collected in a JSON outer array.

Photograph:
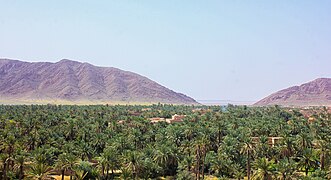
[[176, 169, 195, 180], [0, 104, 331, 179]]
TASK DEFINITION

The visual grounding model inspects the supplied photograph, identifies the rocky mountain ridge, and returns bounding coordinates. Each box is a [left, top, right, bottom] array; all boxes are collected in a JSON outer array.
[[0, 59, 197, 104], [254, 78, 331, 106]]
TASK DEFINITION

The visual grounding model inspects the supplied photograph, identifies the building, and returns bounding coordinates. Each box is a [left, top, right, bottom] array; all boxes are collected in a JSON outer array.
[[149, 117, 166, 123], [149, 114, 186, 124], [251, 137, 283, 147]]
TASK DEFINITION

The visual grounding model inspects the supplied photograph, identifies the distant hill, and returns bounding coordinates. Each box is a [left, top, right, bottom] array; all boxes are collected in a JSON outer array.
[[254, 78, 331, 106], [0, 59, 197, 104]]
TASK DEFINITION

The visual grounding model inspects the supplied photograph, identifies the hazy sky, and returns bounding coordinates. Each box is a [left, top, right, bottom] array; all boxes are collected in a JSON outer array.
[[1, 1, 331, 101]]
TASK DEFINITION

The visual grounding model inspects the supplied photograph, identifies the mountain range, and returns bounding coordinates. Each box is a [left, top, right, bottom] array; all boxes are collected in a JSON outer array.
[[0, 59, 197, 105], [254, 78, 331, 106]]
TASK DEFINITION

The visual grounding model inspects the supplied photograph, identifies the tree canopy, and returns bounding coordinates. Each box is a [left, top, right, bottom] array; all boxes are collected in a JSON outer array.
[[0, 104, 331, 179]]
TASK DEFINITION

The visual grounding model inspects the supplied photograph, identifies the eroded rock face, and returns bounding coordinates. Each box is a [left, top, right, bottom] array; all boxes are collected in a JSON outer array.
[[0, 59, 197, 104], [255, 78, 331, 106]]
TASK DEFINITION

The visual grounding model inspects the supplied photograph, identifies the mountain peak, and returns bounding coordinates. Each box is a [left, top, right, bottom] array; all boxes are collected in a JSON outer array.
[[0, 58, 197, 105], [255, 78, 331, 106], [57, 59, 81, 64]]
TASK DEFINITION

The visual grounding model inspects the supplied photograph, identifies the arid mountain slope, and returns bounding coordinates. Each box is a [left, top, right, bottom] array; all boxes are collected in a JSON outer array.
[[255, 78, 331, 106], [0, 59, 197, 104]]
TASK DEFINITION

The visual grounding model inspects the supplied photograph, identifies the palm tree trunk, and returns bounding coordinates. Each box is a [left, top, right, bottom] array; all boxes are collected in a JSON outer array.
[[218, 129, 221, 145], [106, 165, 109, 179], [133, 165, 137, 179], [3, 161, 7, 180], [188, 160, 191, 171], [202, 147, 206, 180], [201, 159, 204, 180], [320, 151, 325, 170], [19, 164, 24, 180], [61, 169, 65, 180], [196, 146, 200, 180], [112, 169, 114, 179], [101, 165, 105, 178], [305, 160, 309, 176], [70, 168, 74, 180], [247, 150, 251, 180]]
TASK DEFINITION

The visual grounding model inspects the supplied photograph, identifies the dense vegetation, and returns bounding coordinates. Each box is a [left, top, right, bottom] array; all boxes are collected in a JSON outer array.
[[1, 104, 331, 179]]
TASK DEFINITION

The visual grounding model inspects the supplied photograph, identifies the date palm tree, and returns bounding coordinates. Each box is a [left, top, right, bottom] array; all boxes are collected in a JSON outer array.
[[298, 148, 318, 176], [26, 163, 52, 180], [54, 153, 71, 180], [65, 153, 78, 180], [13, 152, 27, 180], [241, 137, 255, 180], [0, 154, 9, 180], [122, 150, 141, 179], [232, 163, 245, 180], [275, 158, 296, 180], [252, 157, 275, 180], [74, 169, 87, 180]]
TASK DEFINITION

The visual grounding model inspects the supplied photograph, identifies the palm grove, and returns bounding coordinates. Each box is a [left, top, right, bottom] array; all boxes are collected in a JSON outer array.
[[1, 104, 331, 179]]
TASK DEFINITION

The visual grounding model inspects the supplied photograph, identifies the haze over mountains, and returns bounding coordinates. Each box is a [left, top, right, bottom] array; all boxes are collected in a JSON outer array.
[[255, 78, 331, 106], [0, 59, 197, 104]]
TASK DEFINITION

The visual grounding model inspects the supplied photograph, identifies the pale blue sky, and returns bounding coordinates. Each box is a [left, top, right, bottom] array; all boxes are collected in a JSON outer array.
[[1, 1, 331, 101]]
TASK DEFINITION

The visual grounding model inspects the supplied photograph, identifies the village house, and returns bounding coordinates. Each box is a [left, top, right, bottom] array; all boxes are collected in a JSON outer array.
[[148, 114, 187, 124], [149, 117, 166, 123], [251, 137, 283, 147], [166, 114, 186, 124]]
